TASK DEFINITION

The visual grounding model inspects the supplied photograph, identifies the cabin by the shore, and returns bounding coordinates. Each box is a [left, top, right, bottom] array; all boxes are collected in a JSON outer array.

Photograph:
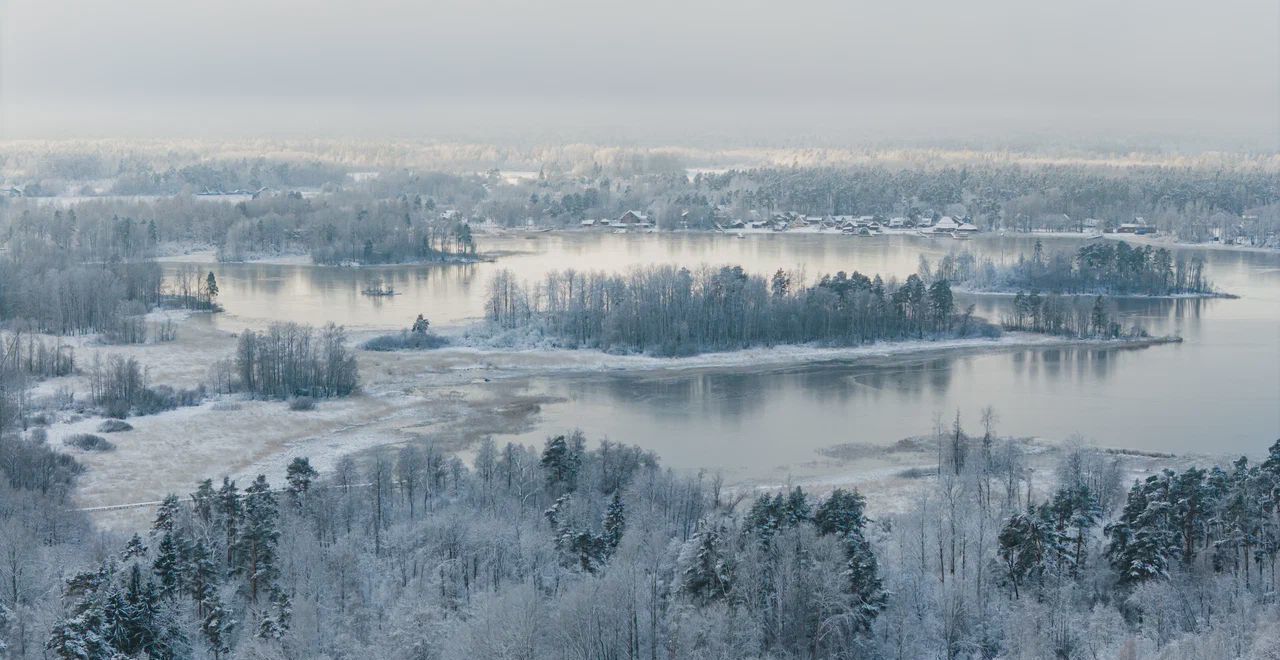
[[934, 216, 960, 231], [618, 210, 652, 228]]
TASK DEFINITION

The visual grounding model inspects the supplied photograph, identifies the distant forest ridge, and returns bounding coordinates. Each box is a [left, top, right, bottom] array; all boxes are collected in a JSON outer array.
[[3, 142, 1279, 248]]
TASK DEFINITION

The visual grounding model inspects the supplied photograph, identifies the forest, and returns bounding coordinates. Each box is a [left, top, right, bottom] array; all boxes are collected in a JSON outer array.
[[5, 412, 1280, 659], [924, 241, 1215, 297], [488, 264, 1000, 355], [5, 147, 1280, 252]]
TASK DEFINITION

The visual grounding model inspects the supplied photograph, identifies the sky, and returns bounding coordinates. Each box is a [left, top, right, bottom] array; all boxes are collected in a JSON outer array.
[[0, 0, 1276, 149]]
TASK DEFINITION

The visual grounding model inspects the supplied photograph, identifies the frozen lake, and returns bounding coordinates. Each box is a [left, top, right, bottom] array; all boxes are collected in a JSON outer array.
[[170, 233, 1280, 478]]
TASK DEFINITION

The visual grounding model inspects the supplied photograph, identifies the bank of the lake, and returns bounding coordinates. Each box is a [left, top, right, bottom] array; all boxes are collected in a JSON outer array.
[[52, 231, 1255, 517]]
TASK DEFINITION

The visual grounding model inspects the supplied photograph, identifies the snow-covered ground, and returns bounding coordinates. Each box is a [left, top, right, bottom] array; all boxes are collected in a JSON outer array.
[[26, 313, 1179, 530], [419, 331, 1179, 374], [155, 248, 313, 266]]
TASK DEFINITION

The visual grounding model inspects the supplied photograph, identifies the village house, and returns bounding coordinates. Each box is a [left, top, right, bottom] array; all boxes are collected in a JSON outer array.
[[934, 216, 960, 231], [617, 210, 652, 227]]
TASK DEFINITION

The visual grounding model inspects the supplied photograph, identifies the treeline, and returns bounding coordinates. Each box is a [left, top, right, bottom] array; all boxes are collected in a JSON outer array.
[[486, 265, 995, 355], [0, 257, 163, 335], [225, 322, 358, 399], [1001, 293, 1138, 338], [697, 165, 1280, 241], [7, 146, 1280, 244], [14, 419, 1280, 659], [929, 240, 1214, 296], [0, 332, 76, 437], [26, 433, 889, 660], [473, 160, 1280, 244], [0, 152, 350, 197], [302, 196, 478, 266], [0, 209, 222, 336], [0, 429, 92, 659], [3, 185, 483, 268]]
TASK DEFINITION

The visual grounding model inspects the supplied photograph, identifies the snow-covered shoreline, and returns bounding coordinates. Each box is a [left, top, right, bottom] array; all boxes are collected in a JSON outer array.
[[381, 331, 1181, 376], [952, 286, 1237, 300]]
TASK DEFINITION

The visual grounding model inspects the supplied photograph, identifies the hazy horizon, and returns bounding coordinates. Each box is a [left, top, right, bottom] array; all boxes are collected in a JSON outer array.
[[1, 0, 1277, 151]]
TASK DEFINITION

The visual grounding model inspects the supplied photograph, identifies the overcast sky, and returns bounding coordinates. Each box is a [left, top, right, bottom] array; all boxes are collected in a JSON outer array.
[[0, 0, 1276, 149]]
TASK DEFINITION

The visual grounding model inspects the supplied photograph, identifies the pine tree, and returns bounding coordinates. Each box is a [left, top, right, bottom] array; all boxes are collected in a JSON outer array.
[[540, 435, 581, 493], [191, 479, 216, 525], [1047, 484, 1101, 573], [236, 475, 281, 603], [928, 279, 954, 328], [815, 488, 869, 538], [285, 456, 317, 507], [216, 477, 241, 567], [1106, 474, 1179, 586], [998, 506, 1052, 598], [1090, 295, 1107, 336], [1169, 467, 1210, 563], [188, 541, 219, 615], [205, 271, 219, 307], [1263, 439, 1280, 476]]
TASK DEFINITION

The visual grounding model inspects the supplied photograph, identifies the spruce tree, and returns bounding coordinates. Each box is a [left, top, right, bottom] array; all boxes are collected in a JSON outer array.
[[602, 491, 626, 552], [120, 534, 148, 561], [200, 593, 233, 660], [151, 494, 182, 536], [680, 520, 732, 604], [46, 567, 117, 660], [843, 534, 887, 633], [782, 486, 811, 526], [152, 531, 188, 599]]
